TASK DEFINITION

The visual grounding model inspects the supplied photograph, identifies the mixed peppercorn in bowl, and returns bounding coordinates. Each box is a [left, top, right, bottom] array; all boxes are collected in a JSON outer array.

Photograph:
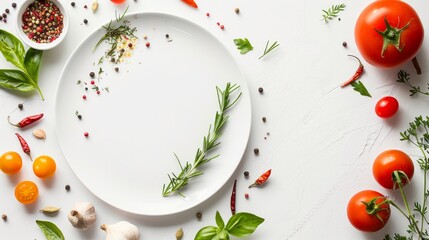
[[16, 0, 69, 50]]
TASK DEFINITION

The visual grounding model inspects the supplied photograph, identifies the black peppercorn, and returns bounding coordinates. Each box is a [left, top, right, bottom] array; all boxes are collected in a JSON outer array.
[[235, 8, 240, 14], [78, 114, 82, 120], [258, 87, 263, 94], [115, 67, 119, 72], [262, 117, 266, 122], [89, 72, 95, 78], [85, 87, 88, 91], [0, 16, 3, 21], [5, 9, 10, 14], [71, 2, 75, 7], [111, 57, 115, 63], [196, 212, 202, 219], [165, 34, 169, 38], [342, 41, 347, 47], [65, 185, 71, 191], [2, 13, 6, 18], [18, 103, 23, 110], [128, 43, 133, 48], [3, 18, 6, 23], [83, 19, 88, 24], [244, 171, 249, 177], [12, 3, 17, 8], [253, 148, 259, 155]]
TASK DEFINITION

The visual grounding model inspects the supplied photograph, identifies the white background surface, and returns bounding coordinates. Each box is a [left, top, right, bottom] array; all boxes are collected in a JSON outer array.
[[0, 0, 428, 239]]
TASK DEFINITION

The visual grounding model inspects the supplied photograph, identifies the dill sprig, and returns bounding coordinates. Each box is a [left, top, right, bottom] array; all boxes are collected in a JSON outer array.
[[259, 40, 279, 59], [94, 6, 137, 60], [162, 83, 242, 197], [322, 4, 346, 23], [396, 70, 429, 96]]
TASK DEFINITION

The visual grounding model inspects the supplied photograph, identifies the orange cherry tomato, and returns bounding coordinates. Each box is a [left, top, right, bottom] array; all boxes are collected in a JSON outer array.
[[110, 0, 126, 4], [0, 151, 23, 174], [33, 155, 56, 179], [15, 180, 39, 204]]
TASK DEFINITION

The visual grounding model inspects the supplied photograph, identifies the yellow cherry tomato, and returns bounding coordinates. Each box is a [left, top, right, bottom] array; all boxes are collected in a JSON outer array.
[[33, 155, 56, 178], [0, 151, 23, 174], [15, 180, 38, 204]]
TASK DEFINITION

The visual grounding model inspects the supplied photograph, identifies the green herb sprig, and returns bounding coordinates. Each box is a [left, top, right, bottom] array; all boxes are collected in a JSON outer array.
[[162, 83, 242, 197], [0, 30, 44, 99], [233, 38, 253, 54], [36, 220, 65, 240], [396, 70, 429, 96], [194, 211, 264, 240], [322, 4, 346, 23], [351, 81, 371, 97], [259, 40, 279, 59]]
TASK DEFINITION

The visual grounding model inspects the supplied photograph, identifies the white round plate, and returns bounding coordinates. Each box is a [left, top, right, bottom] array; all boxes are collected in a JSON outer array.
[[55, 12, 251, 216]]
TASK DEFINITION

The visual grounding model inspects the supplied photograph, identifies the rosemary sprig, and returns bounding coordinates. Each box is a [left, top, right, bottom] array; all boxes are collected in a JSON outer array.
[[396, 70, 429, 96], [94, 6, 137, 61], [322, 4, 346, 23], [162, 83, 242, 197], [259, 40, 279, 59]]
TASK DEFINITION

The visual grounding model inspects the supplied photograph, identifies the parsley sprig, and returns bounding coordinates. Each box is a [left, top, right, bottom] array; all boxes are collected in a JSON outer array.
[[233, 38, 253, 54], [322, 4, 346, 23], [162, 83, 242, 197], [396, 70, 429, 96], [351, 81, 371, 97]]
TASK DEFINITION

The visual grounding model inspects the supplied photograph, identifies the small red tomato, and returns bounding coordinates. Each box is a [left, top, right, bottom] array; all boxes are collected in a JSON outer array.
[[110, 0, 126, 4], [373, 149, 414, 189], [347, 190, 391, 232], [375, 96, 398, 118]]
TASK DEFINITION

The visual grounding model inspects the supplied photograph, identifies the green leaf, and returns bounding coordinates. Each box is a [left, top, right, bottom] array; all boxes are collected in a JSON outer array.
[[194, 226, 220, 240], [0, 29, 26, 70], [233, 38, 253, 54], [36, 220, 65, 240], [215, 211, 225, 229], [24, 48, 43, 84], [0, 69, 34, 91], [351, 81, 371, 97], [225, 212, 265, 237], [322, 4, 346, 23]]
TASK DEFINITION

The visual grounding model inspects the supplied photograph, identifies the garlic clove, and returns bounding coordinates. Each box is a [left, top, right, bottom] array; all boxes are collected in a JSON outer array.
[[32, 129, 46, 140], [68, 202, 96, 230], [101, 221, 140, 240]]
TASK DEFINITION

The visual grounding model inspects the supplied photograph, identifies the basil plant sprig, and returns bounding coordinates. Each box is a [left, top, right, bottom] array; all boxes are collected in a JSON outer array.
[[0, 29, 44, 100], [194, 211, 264, 240]]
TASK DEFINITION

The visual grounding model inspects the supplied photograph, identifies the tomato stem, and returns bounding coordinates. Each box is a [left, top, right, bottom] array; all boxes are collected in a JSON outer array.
[[396, 176, 423, 236], [412, 57, 422, 75]]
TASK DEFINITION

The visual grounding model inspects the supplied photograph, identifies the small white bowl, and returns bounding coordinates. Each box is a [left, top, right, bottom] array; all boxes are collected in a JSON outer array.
[[16, 0, 69, 50]]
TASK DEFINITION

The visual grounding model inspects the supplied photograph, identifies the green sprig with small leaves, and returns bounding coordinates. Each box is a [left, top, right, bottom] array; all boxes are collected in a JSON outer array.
[[259, 41, 279, 59], [233, 38, 253, 54], [162, 83, 242, 197], [396, 70, 429, 96], [322, 4, 346, 23], [351, 81, 371, 97]]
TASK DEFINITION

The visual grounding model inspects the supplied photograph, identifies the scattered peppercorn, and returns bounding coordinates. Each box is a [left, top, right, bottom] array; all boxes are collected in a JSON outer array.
[[71, 2, 75, 7], [83, 19, 88, 24], [12, 3, 17, 8], [85, 87, 88, 91], [5, 9, 10, 14], [165, 34, 169, 38], [244, 171, 249, 177], [253, 148, 259, 155], [65, 184, 71, 191], [84, 5, 87, 9], [18, 103, 23, 110], [89, 72, 95, 78], [220, 25, 225, 30], [2, 13, 6, 18], [128, 43, 133, 48], [96, 90, 100, 95], [196, 212, 202, 219], [342, 41, 347, 47], [111, 57, 115, 63], [2, 18, 6, 23], [84, 132, 89, 137], [77, 114, 82, 120], [1, 214, 7, 221], [338, 18, 341, 21], [245, 193, 249, 199], [145, 42, 150, 47], [262, 117, 266, 122], [206, 12, 210, 17], [115, 67, 119, 72], [90, 80, 95, 85], [82, 95, 87, 100], [235, 8, 240, 14], [0, 16, 3, 21], [258, 87, 264, 93]]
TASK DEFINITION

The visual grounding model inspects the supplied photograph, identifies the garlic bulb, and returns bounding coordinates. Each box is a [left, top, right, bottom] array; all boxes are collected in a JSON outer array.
[[68, 202, 96, 230], [101, 221, 140, 240]]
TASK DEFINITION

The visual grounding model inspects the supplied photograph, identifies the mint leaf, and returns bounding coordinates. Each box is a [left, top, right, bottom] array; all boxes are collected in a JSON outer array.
[[233, 38, 253, 54], [225, 212, 265, 237], [351, 81, 371, 97], [36, 220, 65, 240]]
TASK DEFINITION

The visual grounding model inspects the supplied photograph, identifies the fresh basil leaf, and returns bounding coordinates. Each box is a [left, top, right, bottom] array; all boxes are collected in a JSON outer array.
[[0, 69, 34, 91], [24, 48, 43, 83], [0, 29, 25, 70], [225, 212, 264, 237], [215, 211, 225, 229], [194, 226, 219, 240], [36, 220, 65, 240]]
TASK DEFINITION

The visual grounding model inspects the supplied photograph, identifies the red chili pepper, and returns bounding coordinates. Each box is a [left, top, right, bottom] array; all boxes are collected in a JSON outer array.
[[249, 169, 271, 188], [15, 133, 32, 160], [340, 55, 364, 87], [7, 113, 44, 128], [181, 0, 198, 8], [230, 179, 237, 215]]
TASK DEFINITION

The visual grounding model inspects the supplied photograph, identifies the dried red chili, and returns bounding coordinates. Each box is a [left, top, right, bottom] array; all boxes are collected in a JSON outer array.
[[7, 113, 44, 128], [340, 55, 364, 87], [230, 179, 237, 215], [181, 0, 198, 8], [249, 169, 271, 188], [15, 133, 32, 160]]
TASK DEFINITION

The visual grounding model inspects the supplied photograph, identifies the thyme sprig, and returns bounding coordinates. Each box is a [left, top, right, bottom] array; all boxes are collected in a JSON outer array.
[[94, 6, 137, 61], [322, 4, 346, 23], [259, 40, 279, 59], [384, 116, 429, 239], [162, 83, 242, 197], [396, 70, 429, 96]]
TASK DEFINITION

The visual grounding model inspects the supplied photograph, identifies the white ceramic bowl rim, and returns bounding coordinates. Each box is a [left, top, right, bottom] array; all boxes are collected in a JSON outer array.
[[16, 0, 69, 50]]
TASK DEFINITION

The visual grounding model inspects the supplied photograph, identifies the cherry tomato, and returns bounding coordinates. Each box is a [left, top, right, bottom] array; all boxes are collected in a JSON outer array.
[[15, 180, 39, 204], [373, 149, 414, 189], [0, 151, 22, 174], [375, 96, 399, 118], [110, 0, 126, 4], [347, 190, 390, 232], [354, 0, 424, 68], [33, 155, 56, 179]]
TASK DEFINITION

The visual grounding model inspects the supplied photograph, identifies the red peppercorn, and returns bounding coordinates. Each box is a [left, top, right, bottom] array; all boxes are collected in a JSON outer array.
[[82, 95, 87, 100], [216, 22, 220, 26], [220, 25, 225, 30], [84, 132, 89, 137], [90, 80, 95, 85], [145, 42, 150, 47], [96, 90, 100, 95], [206, 12, 210, 17], [245, 193, 249, 199]]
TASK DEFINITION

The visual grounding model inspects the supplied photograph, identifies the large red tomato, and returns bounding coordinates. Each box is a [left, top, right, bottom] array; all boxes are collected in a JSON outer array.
[[355, 0, 424, 68]]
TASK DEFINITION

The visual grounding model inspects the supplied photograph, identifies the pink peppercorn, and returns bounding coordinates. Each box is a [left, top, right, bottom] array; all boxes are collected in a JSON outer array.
[[245, 193, 249, 199], [145, 42, 150, 47], [220, 25, 224, 30], [96, 90, 100, 95], [90, 80, 95, 85], [216, 22, 220, 26], [84, 132, 89, 137], [82, 95, 87, 100], [206, 12, 210, 17]]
